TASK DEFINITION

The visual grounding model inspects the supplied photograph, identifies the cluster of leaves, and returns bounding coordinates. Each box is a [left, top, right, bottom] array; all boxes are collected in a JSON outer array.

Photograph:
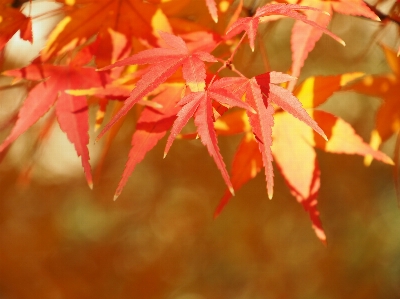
[[0, 0, 398, 243]]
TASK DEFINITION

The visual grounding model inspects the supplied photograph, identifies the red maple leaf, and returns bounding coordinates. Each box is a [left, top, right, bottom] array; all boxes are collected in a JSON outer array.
[[96, 31, 218, 141], [205, 0, 218, 23], [280, 0, 379, 89], [165, 79, 256, 195], [113, 84, 184, 200], [213, 73, 393, 242], [212, 72, 326, 200], [225, 3, 344, 52], [0, 55, 106, 188]]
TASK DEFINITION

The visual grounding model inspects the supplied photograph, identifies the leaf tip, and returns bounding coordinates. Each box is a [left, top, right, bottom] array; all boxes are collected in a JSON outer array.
[[229, 186, 235, 196], [363, 155, 373, 166], [339, 39, 346, 47], [88, 181, 93, 190], [314, 226, 327, 245], [323, 11, 330, 16], [268, 184, 273, 199], [163, 151, 167, 159], [320, 130, 328, 142], [113, 194, 119, 201]]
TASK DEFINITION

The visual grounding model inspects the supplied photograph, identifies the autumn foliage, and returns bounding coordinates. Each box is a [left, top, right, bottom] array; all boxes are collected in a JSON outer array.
[[0, 0, 399, 247]]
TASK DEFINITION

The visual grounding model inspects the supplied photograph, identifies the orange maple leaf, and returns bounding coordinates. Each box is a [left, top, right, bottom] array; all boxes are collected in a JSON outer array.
[[343, 44, 399, 162], [0, 0, 33, 50], [42, 0, 164, 65]]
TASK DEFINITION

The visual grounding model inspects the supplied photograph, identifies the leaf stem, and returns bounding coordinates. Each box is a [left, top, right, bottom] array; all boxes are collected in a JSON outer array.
[[228, 32, 248, 63], [230, 65, 246, 77]]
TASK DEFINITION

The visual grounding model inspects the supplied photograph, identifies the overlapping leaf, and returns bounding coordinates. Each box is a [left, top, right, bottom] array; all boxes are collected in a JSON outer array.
[[165, 79, 255, 195], [0, 56, 106, 187], [226, 2, 344, 52], [114, 84, 184, 200], [96, 31, 217, 140], [161, 0, 237, 36], [281, 0, 379, 89], [214, 112, 263, 218], [0, 0, 32, 50], [213, 73, 393, 242], [273, 110, 392, 242], [0, 0, 396, 245], [42, 0, 164, 65], [342, 44, 399, 159], [95, 31, 259, 195]]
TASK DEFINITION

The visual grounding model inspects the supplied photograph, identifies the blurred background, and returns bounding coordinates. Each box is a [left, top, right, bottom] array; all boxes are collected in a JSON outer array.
[[0, 0, 400, 298]]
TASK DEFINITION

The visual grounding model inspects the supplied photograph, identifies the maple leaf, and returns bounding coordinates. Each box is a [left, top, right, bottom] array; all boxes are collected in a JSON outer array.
[[244, 78, 275, 199], [342, 44, 399, 163], [273, 110, 393, 243], [205, 0, 218, 23], [114, 84, 184, 200], [282, 0, 379, 90], [0, 0, 33, 50], [272, 113, 323, 241], [64, 30, 164, 187], [215, 72, 327, 199], [96, 31, 217, 141], [165, 79, 255, 195], [256, 72, 327, 140], [160, 0, 237, 38], [42, 0, 165, 65], [213, 110, 263, 218], [291, 71, 365, 108], [66, 28, 153, 130], [226, 3, 344, 52], [0, 56, 106, 188], [213, 72, 393, 242], [213, 72, 363, 213]]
